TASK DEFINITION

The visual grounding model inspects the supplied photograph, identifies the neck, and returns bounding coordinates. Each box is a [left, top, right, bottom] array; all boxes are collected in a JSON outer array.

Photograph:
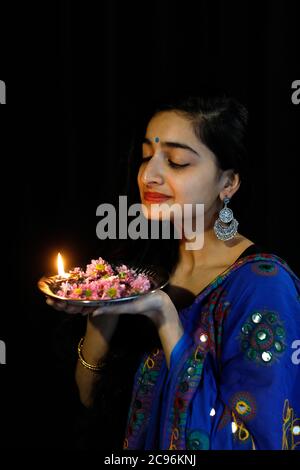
[[177, 227, 250, 274]]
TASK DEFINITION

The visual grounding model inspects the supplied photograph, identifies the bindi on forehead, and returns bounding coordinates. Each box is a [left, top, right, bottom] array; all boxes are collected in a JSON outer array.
[[143, 137, 160, 144]]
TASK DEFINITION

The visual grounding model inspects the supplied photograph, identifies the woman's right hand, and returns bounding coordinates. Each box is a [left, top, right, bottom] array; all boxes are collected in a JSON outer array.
[[46, 297, 96, 316]]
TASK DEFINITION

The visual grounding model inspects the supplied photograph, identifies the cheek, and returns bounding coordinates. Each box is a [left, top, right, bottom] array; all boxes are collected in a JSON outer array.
[[176, 172, 219, 204], [137, 167, 143, 188], [174, 174, 201, 200]]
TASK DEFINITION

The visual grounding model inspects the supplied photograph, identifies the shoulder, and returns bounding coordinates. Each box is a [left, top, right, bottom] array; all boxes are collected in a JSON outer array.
[[220, 253, 300, 338], [224, 253, 300, 296], [219, 255, 300, 367]]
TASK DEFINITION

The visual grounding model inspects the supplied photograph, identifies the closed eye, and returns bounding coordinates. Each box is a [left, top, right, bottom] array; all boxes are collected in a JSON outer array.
[[168, 161, 190, 169], [142, 156, 190, 169]]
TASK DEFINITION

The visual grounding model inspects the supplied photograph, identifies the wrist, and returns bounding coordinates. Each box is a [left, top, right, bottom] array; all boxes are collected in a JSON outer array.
[[80, 333, 109, 364], [87, 313, 119, 338], [77, 337, 107, 372], [155, 293, 180, 329], [154, 295, 184, 369], [83, 315, 119, 361]]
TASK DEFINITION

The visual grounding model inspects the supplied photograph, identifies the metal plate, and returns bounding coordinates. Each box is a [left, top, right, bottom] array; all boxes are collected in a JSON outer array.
[[38, 262, 169, 307]]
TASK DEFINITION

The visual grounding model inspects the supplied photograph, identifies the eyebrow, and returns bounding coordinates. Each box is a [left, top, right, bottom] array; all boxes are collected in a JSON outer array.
[[142, 137, 199, 156]]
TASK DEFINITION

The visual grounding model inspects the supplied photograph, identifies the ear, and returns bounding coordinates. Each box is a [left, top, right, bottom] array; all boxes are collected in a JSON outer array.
[[219, 170, 240, 200]]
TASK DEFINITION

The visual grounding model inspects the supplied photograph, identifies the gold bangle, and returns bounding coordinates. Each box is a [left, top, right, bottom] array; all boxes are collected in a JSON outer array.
[[77, 337, 106, 373]]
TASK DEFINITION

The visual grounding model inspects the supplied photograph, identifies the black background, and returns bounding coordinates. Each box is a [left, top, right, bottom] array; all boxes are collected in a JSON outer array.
[[0, 0, 299, 449]]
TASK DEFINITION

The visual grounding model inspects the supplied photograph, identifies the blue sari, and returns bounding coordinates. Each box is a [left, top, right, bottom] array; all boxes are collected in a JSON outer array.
[[123, 253, 300, 450]]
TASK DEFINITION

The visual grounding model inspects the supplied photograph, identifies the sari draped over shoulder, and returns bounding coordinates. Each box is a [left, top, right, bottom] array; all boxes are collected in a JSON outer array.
[[123, 253, 300, 450]]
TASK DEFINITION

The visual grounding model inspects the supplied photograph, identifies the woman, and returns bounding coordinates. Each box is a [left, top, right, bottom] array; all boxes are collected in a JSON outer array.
[[47, 95, 300, 450]]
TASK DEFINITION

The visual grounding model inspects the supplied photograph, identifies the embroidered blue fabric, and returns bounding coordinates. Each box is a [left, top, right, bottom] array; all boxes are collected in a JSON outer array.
[[124, 254, 300, 450]]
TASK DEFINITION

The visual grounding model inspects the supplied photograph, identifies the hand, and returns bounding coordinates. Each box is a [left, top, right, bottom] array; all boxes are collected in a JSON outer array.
[[45, 297, 96, 316], [89, 290, 184, 369], [91, 290, 174, 329], [45, 290, 176, 329], [45, 292, 183, 370], [45, 296, 119, 340]]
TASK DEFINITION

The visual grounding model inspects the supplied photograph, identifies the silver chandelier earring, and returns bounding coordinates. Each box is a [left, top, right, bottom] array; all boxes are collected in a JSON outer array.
[[214, 197, 239, 241]]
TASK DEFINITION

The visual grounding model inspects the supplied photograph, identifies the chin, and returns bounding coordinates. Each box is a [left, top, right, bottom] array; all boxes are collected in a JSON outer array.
[[141, 203, 173, 221]]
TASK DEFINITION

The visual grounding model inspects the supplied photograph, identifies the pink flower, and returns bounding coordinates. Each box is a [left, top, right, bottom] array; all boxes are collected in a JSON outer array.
[[129, 274, 151, 294], [85, 257, 114, 279], [54, 257, 151, 300]]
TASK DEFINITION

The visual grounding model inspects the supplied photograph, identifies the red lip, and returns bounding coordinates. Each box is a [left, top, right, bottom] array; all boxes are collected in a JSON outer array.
[[144, 191, 171, 202]]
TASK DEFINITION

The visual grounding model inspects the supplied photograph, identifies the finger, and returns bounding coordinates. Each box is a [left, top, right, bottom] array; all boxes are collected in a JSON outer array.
[[92, 305, 117, 316], [46, 299, 67, 311], [92, 307, 107, 316], [64, 305, 83, 314], [92, 299, 139, 317], [46, 298, 92, 315], [82, 307, 95, 316]]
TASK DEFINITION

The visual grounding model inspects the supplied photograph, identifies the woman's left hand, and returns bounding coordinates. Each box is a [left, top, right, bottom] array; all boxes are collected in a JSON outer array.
[[90, 290, 184, 367], [93, 289, 184, 369], [92, 289, 174, 329]]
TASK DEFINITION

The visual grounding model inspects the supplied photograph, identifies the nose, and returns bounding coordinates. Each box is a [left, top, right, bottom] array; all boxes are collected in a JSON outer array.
[[140, 155, 164, 186]]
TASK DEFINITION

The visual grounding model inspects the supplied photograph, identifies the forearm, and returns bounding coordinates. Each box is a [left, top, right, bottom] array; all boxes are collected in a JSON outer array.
[[75, 314, 119, 408], [156, 302, 184, 369]]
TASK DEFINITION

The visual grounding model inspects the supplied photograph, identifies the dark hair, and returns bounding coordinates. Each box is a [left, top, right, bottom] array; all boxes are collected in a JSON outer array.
[[154, 94, 249, 181]]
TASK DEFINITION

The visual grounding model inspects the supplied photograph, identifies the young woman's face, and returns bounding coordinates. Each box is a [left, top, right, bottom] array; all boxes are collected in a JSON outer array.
[[137, 111, 225, 223]]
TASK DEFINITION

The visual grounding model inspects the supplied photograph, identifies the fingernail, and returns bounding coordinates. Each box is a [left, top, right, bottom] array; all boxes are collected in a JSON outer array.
[[46, 298, 53, 305]]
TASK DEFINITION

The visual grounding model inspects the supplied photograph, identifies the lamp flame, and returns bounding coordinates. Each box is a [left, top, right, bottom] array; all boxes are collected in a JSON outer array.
[[57, 253, 68, 277]]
